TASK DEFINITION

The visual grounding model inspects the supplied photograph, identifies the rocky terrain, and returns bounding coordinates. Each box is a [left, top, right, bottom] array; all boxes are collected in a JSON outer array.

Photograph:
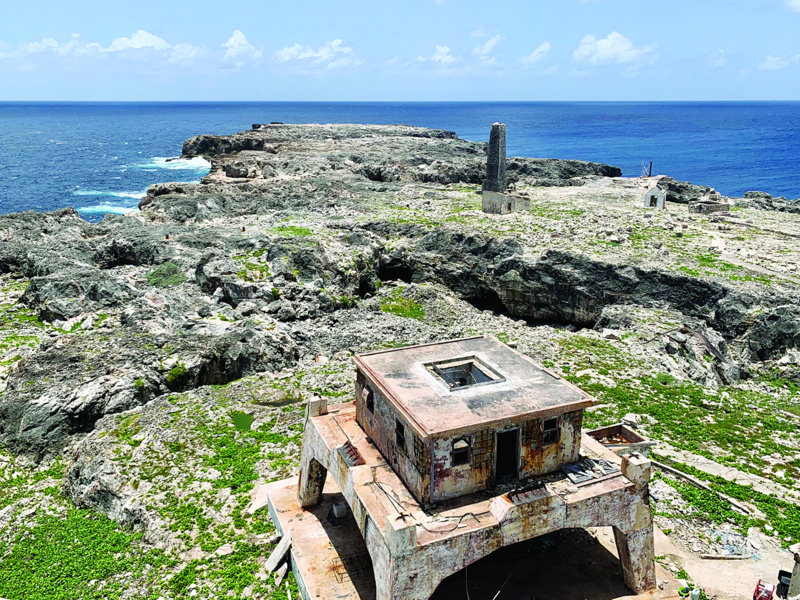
[[0, 123, 798, 600]]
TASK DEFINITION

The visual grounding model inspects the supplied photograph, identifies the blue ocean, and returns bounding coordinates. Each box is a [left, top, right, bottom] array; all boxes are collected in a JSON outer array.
[[0, 102, 798, 222]]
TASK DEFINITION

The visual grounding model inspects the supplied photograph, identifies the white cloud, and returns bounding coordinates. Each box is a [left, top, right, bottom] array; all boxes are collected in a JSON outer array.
[[169, 42, 206, 63], [785, 0, 800, 12], [223, 30, 262, 66], [472, 34, 503, 57], [521, 41, 551, 65], [758, 54, 791, 70], [708, 48, 727, 68], [0, 30, 237, 71], [431, 45, 458, 66], [573, 31, 655, 68], [107, 30, 169, 52], [273, 39, 361, 69]]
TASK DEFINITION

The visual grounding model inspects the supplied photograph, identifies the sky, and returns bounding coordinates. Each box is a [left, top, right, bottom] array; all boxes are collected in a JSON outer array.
[[1, 0, 799, 101]]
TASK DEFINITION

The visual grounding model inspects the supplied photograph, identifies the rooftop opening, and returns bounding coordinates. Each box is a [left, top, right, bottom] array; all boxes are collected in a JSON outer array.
[[426, 356, 504, 390]]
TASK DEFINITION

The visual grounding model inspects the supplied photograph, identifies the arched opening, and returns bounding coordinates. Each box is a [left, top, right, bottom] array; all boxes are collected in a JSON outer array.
[[430, 528, 644, 599]]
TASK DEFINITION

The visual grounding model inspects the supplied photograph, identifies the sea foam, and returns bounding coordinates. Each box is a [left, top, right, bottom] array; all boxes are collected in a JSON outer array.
[[72, 190, 146, 199], [75, 204, 139, 215], [136, 156, 211, 173]]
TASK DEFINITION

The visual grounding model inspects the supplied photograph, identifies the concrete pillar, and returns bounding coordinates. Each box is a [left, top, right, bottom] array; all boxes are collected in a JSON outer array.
[[613, 524, 657, 593], [788, 542, 800, 599], [297, 456, 327, 507], [307, 395, 328, 417], [374, 557, 443, 600], [621, 453, 652, 491], [483, 122, 507, 193]]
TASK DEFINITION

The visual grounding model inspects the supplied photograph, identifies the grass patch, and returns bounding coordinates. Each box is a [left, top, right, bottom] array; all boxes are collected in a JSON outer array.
[[655, 455, 800, 547], [573, 372, 799, 482], [146, 262, 187, 288], [0, 508, 159, 600], [270, 225, 312, 237], [379, 287, 425, 320]]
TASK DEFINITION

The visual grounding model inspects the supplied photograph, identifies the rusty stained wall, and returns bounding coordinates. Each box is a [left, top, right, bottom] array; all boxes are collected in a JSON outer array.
[[355, 370, 431, 504], [430, 410, 584, 503], [355, 368, 584, 505]]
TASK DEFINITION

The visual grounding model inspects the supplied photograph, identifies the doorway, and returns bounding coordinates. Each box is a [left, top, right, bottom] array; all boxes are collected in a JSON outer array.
[[495, 429, 520, 482]]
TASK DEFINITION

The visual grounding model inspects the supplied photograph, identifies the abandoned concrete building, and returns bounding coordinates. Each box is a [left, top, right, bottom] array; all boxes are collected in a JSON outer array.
[[643, 187, 667, 209], [265, 336, 659, 600]]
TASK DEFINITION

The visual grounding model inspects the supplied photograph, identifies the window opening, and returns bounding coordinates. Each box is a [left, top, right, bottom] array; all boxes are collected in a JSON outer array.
[[365, 386, 374, 413], [452, 438, 470, 466], [650, 196, 658, 207], [395, 419, 406, 452], [542, 417, 559, 445]]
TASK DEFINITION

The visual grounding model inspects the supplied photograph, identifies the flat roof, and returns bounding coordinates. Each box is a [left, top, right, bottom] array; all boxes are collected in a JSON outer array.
[[353, 336, 593, 438]]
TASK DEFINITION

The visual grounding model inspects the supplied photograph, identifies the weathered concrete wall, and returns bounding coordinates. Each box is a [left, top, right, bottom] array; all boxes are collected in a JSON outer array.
[[429, 409, 584, 503], [355, 369, 430, 503]]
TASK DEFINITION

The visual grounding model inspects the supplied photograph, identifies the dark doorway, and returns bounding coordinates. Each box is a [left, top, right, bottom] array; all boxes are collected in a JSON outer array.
[[495, 429, 519, 482]]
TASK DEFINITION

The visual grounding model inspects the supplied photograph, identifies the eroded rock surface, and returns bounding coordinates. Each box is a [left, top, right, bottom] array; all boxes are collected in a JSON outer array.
[[1, 123, 798, 599]]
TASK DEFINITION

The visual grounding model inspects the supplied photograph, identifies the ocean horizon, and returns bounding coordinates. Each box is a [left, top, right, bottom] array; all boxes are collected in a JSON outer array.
[[1, 100, 798, 222]]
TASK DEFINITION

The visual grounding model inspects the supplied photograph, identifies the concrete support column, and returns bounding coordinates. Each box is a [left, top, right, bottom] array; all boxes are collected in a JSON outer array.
[[613, 524, 657, 593], [374, 559, 442, 600]]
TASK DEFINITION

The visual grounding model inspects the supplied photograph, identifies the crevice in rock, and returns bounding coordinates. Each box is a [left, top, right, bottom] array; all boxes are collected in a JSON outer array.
[[377, 260, 414, 284]]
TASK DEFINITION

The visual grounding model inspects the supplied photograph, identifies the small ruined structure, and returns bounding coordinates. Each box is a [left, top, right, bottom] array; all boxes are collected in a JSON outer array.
[[265, 336, 658, 600], [689, 198, 730, 214], [688, 189, 729, 214], [643, 187, 667, 209], [482, 190, 530, 214], [587, 423, 654, 457]]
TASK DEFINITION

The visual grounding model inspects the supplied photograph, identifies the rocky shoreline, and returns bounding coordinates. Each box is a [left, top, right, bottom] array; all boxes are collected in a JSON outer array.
[[0, 123, 798, 599]]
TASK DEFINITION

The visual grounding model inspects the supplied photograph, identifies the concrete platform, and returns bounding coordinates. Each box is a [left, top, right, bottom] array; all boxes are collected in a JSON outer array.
[[268, 477, 376, 600], [267, 476, 681, 600]]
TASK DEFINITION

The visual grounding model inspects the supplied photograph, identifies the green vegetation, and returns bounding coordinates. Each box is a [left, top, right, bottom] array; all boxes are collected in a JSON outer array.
[[654, 455, 800, 547], [380, 286, 425, 320], [0, 289, 45, 354], [573, 371, 798, 482], [232, 248, 272, 281], [146, 262, 187, 288], [0, 508, 162, 600], [110, 413, 143, 449], [230, 411, 254, 431], [270, 225, 312, 237], [167, 362, 188, 387]]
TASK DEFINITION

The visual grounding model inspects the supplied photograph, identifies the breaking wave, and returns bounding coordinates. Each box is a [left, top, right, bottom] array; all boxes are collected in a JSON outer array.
[[72, 189, 146, 199], [136, 156, 211, 173], [75, 203, 139, 215]]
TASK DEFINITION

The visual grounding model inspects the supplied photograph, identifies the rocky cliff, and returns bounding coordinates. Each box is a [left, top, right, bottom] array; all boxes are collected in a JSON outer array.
[[0, 123, 798, 599]]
